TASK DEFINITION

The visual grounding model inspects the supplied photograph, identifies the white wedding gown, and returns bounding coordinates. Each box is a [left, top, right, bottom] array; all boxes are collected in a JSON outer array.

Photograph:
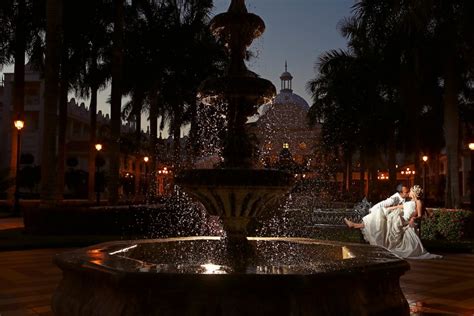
[[361, 204, 388, 247], [362, 201, 441, 259]]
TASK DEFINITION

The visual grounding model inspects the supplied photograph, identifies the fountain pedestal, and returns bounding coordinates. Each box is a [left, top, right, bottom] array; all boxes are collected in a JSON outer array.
[[175, 169, 294, 238]]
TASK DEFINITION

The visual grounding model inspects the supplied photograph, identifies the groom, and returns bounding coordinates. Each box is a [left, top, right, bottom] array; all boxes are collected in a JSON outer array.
[[369, 184, 410, 216]]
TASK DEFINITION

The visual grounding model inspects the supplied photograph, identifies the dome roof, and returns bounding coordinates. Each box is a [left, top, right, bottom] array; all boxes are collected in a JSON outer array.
[[273, 89, 310, 110], [254, 61, 309, 118]]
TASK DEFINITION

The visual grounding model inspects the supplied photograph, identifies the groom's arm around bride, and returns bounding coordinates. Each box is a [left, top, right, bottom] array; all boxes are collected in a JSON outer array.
[[369, 184, 410, 216]]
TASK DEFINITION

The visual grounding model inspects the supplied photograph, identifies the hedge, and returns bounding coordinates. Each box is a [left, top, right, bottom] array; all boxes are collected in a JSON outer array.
[[421, 208, 473, 241]]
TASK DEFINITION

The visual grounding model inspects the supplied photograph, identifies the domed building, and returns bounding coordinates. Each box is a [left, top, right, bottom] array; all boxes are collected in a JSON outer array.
[[248, 63, 320, 171]]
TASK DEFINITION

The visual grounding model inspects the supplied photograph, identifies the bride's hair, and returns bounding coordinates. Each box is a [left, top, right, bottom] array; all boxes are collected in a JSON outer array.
[[411, 185, 423, 199]]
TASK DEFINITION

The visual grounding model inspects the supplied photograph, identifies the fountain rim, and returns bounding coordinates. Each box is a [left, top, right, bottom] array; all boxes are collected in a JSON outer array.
[[54, 236, 409, 280]]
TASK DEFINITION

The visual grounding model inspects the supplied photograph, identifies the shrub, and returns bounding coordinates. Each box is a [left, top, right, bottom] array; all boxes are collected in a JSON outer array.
[[421, 208, 472, 241]]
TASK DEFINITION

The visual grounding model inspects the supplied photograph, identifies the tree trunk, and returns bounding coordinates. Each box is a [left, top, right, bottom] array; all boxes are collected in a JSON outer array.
[[149, 94, 158, 165], [8, 0, 26, 205], [188, 98, 199, 166], [359, 151, 366, 199], [148, 92, 158, 199], [57, 50, 69, 201], [135, 107, 142, 148], [41, 0, 62, 206], [109, 0, 124, 205], [388, 131, 397, 190], [443, 59, 460, 208], [347, 151, 353, 195], [413, 131, 421, 186], [368, 160, 377, 202], [173, 107, 182, 170], [88, 85, 98, 202], [342, 155, 347, 195], [133, 104, 142, 198], [433, 153, 441, 203]]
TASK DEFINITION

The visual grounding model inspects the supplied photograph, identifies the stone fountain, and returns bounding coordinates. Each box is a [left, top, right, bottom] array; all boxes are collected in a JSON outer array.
[[52, 1, 410, 315]]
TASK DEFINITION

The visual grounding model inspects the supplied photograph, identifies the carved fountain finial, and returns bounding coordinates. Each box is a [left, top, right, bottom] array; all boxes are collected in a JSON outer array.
[[228, 0, 248, 13]]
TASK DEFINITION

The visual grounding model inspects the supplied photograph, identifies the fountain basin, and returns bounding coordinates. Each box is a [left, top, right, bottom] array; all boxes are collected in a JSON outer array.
[[52, 237, 409, 315], [175, 169, 294, 236]]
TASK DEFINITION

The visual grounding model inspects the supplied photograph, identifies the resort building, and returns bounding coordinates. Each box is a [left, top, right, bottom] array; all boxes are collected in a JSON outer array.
[[0, 65, 145, 198], [248, 63, 321, 174]]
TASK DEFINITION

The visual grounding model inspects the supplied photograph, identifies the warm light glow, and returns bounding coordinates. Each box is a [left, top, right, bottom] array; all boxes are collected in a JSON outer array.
[[109, 244, 138, 255], [402, 167, 414, 175], [143, 156, 149, 163], [469, 143, 474, 151], [342, 246, 355, 259], [201, 263, 227, 274], [422, 155, 428, 162], [283, 142, 289, 149], [95, 143, 102, 151], [14, 119, 24, 130]]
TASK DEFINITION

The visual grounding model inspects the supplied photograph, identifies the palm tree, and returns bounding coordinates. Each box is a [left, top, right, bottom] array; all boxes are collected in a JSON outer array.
[[351, 0, 474, 207], [108, 0, 125, 205], [70, 0, 112, 203], [9, 0, 26, 205], [430, 1, 474, 207], [40, 0, 62, 206], [0, 0, 45, 204], [307, 44, 399, 200]]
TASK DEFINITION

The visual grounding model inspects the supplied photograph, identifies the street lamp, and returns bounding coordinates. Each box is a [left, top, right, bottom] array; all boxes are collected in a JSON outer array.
[[401, 167, 415, 186], [143, 156, 149, 198], [13, 117, 24, 215], [95, 143, 102, 206], [469, 143, 474, 211], [422, 155, 428, 198]]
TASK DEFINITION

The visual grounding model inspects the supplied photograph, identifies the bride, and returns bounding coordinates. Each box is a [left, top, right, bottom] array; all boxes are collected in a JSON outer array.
[[344, 185, 441, 259]]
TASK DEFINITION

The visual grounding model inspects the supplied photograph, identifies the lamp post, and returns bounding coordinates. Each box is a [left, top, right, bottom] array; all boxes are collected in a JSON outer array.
[[158, 167, 170, 196], [422, 155, 428, 196], [469, 143, 474, 211], [95, 143, 102, 206], [13, 118, 24, 215], [143, 156, 149, 198]]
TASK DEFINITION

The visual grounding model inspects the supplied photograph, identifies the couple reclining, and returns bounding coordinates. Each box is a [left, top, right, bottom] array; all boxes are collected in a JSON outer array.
[[344, 184, 441, 259]]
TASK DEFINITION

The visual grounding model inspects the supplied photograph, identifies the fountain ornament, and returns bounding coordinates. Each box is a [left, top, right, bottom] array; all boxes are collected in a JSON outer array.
[[175, 0, 294, 241], [52, 1, 410, 315]]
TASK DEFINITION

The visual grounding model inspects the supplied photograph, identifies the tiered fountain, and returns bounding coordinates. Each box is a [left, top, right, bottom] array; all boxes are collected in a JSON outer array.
[[52, 1, 410, 315]]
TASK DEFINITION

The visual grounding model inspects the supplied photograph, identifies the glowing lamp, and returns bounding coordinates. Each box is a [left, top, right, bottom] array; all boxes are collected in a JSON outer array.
[[14, 119, 24, 130]]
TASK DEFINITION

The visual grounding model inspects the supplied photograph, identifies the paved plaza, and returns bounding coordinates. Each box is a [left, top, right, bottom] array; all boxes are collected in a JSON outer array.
[[0, 245, 472, 315]]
